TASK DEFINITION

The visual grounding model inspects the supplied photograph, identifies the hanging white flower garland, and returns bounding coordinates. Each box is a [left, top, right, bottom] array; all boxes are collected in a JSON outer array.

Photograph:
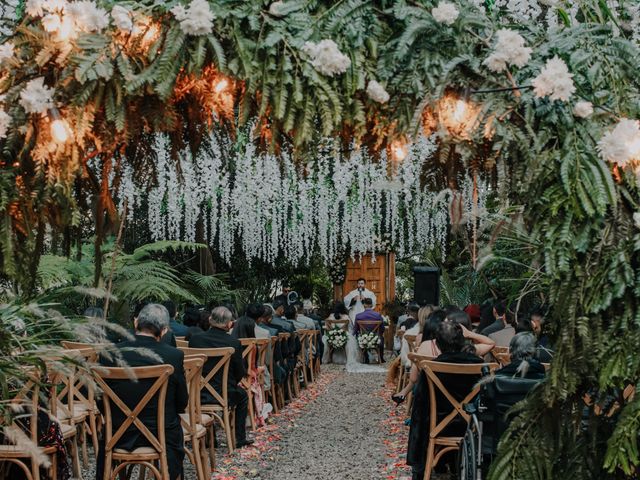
[[108, 131, 490, 266]]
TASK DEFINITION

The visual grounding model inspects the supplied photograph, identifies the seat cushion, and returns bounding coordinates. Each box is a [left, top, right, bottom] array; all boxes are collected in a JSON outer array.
[[114, 446, 157, 454]]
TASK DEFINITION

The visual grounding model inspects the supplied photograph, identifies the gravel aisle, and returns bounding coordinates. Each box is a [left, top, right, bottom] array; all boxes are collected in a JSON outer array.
[[259, 365, 387, 480]]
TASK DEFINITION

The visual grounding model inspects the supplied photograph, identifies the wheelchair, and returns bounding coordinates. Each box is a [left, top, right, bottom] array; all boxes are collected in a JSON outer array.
[[458, 367, 542, 480]]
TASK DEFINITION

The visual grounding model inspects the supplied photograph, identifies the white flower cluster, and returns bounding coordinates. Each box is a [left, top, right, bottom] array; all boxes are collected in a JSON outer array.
[[326, 326, 348, 349], [597, 118, 640, 168], [268, 1, 286, 17], [483, 29, 532, 72], [531, 56, 575, 101], [0, 42, 14, 63], [27, 0, 108, 35], [302, 40, 351, 76], [19, 77, 54, 114], [432, 1, 459, 25], [357, 331, 380, 350], [66, 1, 108, 32], [25, 0, 65, 17], [111, 5, 133, 32], [0, 110, 11, 139], [111, 131, 462, 267], [172, 0, 215, 36], [366, 80, 389, 103], [572, 101, 593, 119]]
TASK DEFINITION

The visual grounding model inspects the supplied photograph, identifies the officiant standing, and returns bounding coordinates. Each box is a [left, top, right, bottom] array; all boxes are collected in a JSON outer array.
[[344, 278, 377, 327]]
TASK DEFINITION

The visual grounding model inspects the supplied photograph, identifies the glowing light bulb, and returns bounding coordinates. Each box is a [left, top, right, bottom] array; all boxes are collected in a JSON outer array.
[[214, 79, 229, 93], [452, 99, 468, 124], [392, 141, 408, 162], [141, 24, 160, 47], [51, 119, 70, 143]]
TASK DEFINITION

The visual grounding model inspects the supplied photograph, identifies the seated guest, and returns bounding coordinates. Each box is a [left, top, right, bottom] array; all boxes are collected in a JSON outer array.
[[163, 300, 188, 337], [188, 306, 253, 448], [480, 301, 508, 336], [183, 307, 210, 341], [293, 302, 318, 330], [354, 297, 385, 363], [97, 304, 188, 480], [401, 305, 436, 367], [407, 321, 494, 479], [270, 299, 295, 333], [393, 310, 447, 404], [232, 313, 256, 339], [497, 332, 546, 379], [516, 315, 553, 363], [398, 302, 420, 330], [488, 310, 515, 347]]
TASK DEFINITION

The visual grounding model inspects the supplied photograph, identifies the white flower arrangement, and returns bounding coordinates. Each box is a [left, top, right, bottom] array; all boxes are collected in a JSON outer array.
[[269, 1, 286, 17], [358, 331, 380, 350], [573, 101, 594, 119], [19, 77, 54, 114], [326, 326, 348, 349], [0, 42, 14, 63], [66, 1, 109, 32], [531, 56, 575, 102], [483, 29, 532, 72], [366, 80, 390, 103], [111, 5, 133, 32], [0, 110, 11, 139], [302, 39, 351, 76], [432, 1, 459, 25], [172, 0, 215, 36], [597, 118, 640, 168]]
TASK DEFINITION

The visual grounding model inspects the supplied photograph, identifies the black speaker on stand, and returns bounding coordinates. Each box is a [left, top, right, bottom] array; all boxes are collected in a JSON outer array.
[[413, 266, 440, 306]]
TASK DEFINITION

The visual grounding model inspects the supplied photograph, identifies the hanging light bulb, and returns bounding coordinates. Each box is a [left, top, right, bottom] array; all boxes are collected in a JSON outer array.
[[391, 140, 409, 162], [214, 78, 229, 94], [49, 109, 70, 144], [438, 92, 481, 140]]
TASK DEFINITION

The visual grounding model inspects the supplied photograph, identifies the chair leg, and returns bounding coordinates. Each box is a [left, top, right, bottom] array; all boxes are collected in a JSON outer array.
[[69, 436, 81, 478], [206, 425, 216, 473], [423, 441, 435, 480], [80, 421, 89, 467], [89, 411, 100, 454], [223, 410, 234, 454], [199, 436, 211, 479], [192, 437, 206, 480], [246, 388, 256, 431]]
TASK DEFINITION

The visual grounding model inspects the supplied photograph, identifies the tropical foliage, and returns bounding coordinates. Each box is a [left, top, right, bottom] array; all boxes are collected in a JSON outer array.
[[0, 0, 638, 477]]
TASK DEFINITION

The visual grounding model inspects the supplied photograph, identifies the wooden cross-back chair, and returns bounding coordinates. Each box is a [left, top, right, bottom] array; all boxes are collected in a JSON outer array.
[[356, 320, 383, 363], [181, 355, 210, 480], [417, 359, 498, 480], [59, 343, 101, 464], [325, 319, 349, 331], [94, 364, 173, 480], [295, 330, 312, 388], [404, 334, 418, 354], [278, 333, 295, 401], [265, 336, 282, 413], [238, 340, 258, 430], [0, 370, 58, 480], [176, 339, 189, 348], [179, 346, 236, 453], [307, 330, 319, 382]]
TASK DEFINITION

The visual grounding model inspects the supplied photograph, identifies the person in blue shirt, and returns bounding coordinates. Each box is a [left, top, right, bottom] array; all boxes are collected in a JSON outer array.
[[163, 300, 189, 337]]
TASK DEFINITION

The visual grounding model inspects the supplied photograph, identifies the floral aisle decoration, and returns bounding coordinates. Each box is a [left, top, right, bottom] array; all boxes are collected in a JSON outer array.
[[326, 326, 348, 350], [357, 331, 380, 351]]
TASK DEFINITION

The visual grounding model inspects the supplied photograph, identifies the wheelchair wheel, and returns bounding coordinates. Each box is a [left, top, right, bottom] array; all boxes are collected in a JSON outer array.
[[457, 423, 477, 480]]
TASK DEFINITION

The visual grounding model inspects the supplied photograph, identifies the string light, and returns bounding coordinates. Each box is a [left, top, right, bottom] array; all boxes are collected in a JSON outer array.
[[214, 78, 229, 94], [391, 140, 409, 162], [437, 93, 481, 140], [49, 109, 70, 144]]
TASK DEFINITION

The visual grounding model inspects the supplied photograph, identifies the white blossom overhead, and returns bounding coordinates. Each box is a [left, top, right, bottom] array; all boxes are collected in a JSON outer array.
[[0, 111, 10, 139], [597, 118, 640, 167], [107, 132, 484, 266], [532, 56, 575, 102], [302, 40, 351, 76], [0, 42, 14, 63], [573, 101, 594, 119], [432, 2, 460, 25], [483, 29, 532, 72], [111, 5, 133, 32], [19, 77, 54, 114], [172, 0, 215, 36], [366, 80, 390, 103], [269, 1, 286, 17], [66, 1, 109, 32]]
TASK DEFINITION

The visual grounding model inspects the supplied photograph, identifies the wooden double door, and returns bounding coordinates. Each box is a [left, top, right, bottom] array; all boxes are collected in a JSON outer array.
[[336, 253, 395, 313]]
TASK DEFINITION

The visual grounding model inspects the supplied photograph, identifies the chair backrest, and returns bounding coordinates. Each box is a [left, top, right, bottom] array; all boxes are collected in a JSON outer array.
[[356, 320, 382, 334], [48, 348, 97, 421], [493, 351, 511, 367], [176, 339, 189, 348], [493, 346, 509, 355], [418, 359, 497, 439], [404, 334, 417, 353], [182, 355, 206, 434], [7, 369, 41, 446], [325, 319, 349, 332], [239, 339, 257, 370], [179, 347, 234, 407], [94, 364, 173, 456]]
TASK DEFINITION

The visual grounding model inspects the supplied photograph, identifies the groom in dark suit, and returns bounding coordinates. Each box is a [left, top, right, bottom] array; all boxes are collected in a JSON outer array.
[[96, 303, 189, 480], [354, 297, 386, 363], [189, 306, 253, 447]]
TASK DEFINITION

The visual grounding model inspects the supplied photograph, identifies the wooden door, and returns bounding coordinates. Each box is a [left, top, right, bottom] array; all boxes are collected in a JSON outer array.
[[338, 253, 395, 312]]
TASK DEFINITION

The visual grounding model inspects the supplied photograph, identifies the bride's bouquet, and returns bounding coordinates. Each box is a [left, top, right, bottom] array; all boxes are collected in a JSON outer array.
[[326, 326, 348, 349], [358, 331, 380, 350]]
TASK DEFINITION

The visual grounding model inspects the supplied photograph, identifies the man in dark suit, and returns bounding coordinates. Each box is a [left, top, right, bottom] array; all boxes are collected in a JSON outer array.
[[96, 303, 188, 480], [189, 306, 254, 448]]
